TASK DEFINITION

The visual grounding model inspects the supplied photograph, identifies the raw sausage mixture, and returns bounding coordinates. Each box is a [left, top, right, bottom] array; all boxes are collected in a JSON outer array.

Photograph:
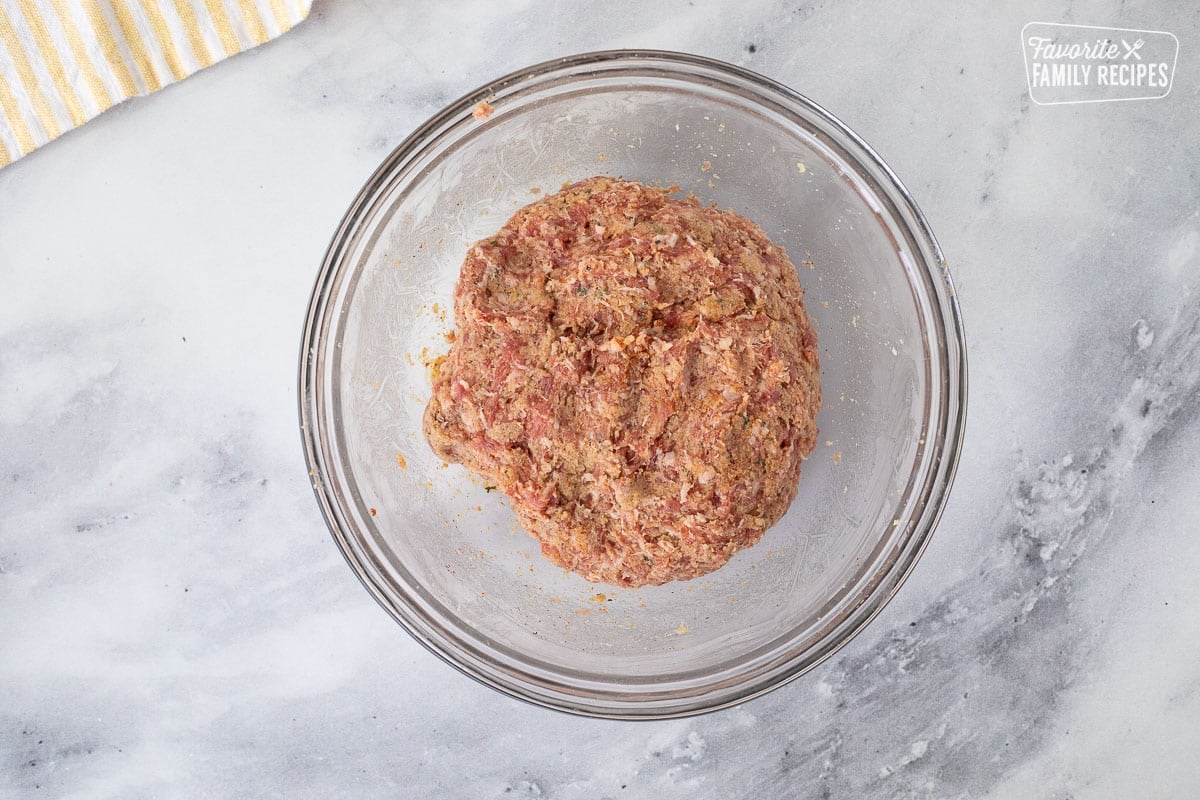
[[424, 177, 821, 587]]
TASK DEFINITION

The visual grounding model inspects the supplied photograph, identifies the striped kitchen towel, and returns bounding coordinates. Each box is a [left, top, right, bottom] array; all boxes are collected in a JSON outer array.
[[0, 0, 311, 167]]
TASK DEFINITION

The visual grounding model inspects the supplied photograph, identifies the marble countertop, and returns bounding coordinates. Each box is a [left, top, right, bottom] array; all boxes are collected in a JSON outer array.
[[2, 1, 1197, 797]]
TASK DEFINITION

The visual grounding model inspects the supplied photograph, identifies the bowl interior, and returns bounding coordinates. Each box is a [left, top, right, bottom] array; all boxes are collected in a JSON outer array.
[[308, 54, 959, 717]]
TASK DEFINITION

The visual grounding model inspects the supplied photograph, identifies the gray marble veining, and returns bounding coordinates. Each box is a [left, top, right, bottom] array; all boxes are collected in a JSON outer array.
[[2, 1, 1198, 797]]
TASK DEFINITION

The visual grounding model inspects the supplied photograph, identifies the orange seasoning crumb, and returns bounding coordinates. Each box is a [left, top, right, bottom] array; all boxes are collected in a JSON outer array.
[[471, 100, 494, 120], [369, 507, 377, 516], [589, 593, 608, 604], [396, 452, 408, 470]]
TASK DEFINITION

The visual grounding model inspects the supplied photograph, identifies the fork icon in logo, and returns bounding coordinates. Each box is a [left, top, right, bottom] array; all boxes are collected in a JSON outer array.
[[1121, 38, 1145, 59]]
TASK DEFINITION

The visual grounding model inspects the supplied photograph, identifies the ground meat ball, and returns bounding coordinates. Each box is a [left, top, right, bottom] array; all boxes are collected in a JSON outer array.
[[424, 177, 820, 587]]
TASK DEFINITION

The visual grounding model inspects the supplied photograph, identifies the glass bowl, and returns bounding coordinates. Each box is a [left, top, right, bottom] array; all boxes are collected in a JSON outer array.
[[299, 51, 967, 719]]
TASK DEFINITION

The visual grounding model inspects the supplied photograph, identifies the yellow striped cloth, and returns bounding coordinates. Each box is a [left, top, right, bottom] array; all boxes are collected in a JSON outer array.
[[0, 0, 311, 167]]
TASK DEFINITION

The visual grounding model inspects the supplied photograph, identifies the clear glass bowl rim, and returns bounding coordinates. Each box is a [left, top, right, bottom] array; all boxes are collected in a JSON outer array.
[[298, 49, 969, 719]]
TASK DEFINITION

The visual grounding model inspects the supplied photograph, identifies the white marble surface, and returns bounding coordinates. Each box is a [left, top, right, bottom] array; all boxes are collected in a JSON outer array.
[[2, 1, 1198, 797]]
